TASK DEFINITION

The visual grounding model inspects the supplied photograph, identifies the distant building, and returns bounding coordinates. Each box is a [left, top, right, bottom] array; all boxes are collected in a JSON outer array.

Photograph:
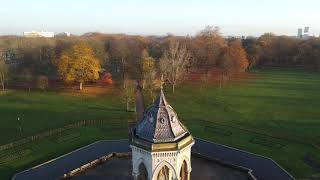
[[54, 32, 71, 37], [23, 31, 55, 38], [63, 32, 71, 37], [297, 28, 303, 39], [297, 27, 313, 40]]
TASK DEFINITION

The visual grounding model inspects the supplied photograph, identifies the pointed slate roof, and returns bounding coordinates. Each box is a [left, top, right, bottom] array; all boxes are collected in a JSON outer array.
[[135, 89, 189, 143]]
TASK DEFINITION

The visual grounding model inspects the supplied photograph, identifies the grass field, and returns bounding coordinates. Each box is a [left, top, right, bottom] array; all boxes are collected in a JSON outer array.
[[0, 90, 132, 145], [0, 68, 319, 179]]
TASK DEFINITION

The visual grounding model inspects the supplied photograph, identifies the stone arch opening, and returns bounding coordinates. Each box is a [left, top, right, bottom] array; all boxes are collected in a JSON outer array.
[[180, 160, 188, 180], [152, 160, 177, 180], [157, 165, 170, 180], [138, 162, 148, 180]]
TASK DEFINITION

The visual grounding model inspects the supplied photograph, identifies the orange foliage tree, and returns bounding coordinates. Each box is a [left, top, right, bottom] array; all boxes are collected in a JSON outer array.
[[99, 73, 113, 85], [57, 43, 101, 90], [219, 39, 249, 87]]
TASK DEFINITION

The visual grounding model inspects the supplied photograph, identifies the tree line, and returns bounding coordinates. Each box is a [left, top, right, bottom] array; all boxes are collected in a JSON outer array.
[[0, 26, 319, 96]]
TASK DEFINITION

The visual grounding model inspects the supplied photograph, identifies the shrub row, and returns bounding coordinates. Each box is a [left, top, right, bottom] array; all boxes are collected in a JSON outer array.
[[51, 131, 82, 144], [0, 148, 34, 164]]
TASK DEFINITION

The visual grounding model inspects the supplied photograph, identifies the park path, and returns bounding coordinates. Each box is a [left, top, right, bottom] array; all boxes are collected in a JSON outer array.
[[12, 139, 294, 180]]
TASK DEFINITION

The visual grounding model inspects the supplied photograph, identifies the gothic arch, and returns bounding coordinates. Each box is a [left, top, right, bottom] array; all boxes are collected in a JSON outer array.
[[178, 156, 191, 173], [138, 162, 148, 180], [134, 158, 150, 180], [179, 160, 189, 180], [152, 161, 177, 180]]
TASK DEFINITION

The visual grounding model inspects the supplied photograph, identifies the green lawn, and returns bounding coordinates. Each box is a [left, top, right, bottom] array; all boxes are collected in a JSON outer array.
[[0, 90, 133, 145], [167, 68, 320, 178], [0, 68, 319, 179]]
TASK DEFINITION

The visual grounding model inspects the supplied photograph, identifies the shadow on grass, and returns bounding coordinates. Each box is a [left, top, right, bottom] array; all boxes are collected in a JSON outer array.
[[87, 106, 125, 112], [304, 153, 320, 172]]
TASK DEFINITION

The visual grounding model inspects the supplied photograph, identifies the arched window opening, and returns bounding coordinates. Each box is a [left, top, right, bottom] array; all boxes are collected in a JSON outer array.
[[138, 163, 148, 180], [180, 160, 188, 180], [157, 165, 170, 180]]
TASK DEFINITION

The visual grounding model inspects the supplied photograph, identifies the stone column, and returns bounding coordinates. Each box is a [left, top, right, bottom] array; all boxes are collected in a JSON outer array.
[[132, 172, 138, 180]]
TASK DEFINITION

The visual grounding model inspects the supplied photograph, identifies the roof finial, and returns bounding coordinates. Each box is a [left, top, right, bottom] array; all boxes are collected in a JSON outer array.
[[160, 74, 164, 90]]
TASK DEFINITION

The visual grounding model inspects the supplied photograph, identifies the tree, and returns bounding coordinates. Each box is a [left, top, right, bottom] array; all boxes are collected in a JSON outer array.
[[107, 37, 130, 87], [21, 68, 33, 92], [219, 48, 235, 88], [141, 50, 159, 101], [160, 42, 192, 93], [219, 40, 249, 87], [121, 79, 135, 111], [86, 40, 109, 67], [192, 26, 226, 73], [36, 75, 49, 91], [297, 38, 320, 71], [0, 54, 8, 91], [98, 72, 113, 85], [242, 37, 262, 69], [228, 40, 249, 72], [57, 43, 101, 90], [37, 45, 56, 75]]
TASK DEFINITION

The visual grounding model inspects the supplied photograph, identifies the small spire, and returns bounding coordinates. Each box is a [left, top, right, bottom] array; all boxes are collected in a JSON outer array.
[[154, 75, 168, 107], [160, 74, 164, 90]]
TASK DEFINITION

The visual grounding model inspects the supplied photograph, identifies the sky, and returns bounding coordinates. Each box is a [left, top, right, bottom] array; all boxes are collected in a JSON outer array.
[[0, 0, 319, 37]]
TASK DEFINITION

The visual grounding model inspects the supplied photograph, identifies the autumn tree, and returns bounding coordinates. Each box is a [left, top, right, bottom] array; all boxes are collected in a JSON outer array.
[[192, 26, 226, 73], [160, 42, 192, 93], [141, 49, 159, 101], [242, 37, 262, 69], [107, 36, 131, 86], [219, 39, 249, 87], [230, 40, 249, 72], [86, 40, 109, 67], [57, 43, 101, 90], [297, 38, 320, 71]]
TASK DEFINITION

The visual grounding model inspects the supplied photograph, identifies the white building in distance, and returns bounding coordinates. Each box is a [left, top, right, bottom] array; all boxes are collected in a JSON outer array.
[[297, 28, 303, 39], [23, 31, 55, 38], [297, 26, 314, 40]]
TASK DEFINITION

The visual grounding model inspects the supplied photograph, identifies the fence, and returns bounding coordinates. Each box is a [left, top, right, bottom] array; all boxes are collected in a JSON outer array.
[[0, 119, 129, 152]]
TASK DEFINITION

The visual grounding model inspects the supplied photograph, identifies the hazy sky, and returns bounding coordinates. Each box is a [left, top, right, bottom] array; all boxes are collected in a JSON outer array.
[[1, 0, 319, 36]]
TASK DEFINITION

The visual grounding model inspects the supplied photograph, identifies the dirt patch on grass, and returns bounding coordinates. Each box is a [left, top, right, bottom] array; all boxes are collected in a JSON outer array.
[[57, 85, 118, 97]]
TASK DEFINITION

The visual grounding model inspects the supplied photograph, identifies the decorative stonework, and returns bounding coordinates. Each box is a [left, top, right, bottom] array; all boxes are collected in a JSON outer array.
[[135, 89, 189, 143], [131, 143, 193, 180], [131, 89, 194, 180]]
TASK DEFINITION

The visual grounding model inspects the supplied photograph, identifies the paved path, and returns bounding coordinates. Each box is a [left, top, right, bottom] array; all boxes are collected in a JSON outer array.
[[193, 139, 294, 180], [12, 139, 294, 180], [12, 140, 130, 180]]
